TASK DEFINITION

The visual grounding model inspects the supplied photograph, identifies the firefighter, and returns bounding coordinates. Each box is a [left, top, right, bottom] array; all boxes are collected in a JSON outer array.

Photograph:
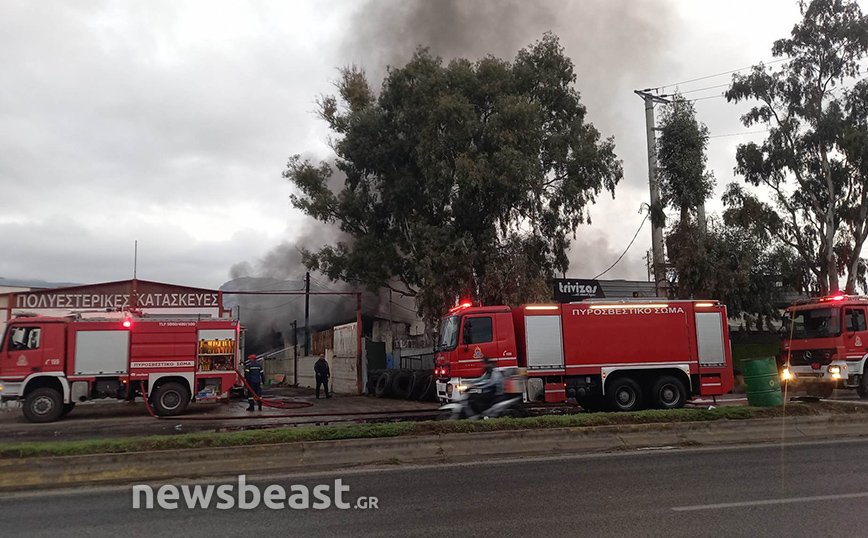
[[245, 354, 264, 411], [314, 354, 331, 399]]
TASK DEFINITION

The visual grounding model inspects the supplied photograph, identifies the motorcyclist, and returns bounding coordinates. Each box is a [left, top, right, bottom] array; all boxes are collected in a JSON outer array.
[[469, 356, 504, 415]]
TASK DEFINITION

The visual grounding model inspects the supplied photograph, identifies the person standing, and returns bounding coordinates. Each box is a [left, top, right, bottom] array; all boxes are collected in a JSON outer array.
[[245, 354, 264, 411], [314, 354, 331, 399]]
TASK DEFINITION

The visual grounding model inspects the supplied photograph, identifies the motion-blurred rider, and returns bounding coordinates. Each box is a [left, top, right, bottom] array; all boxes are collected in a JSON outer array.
[[469, 356, 504, 415], [245, 354, 264, 411]]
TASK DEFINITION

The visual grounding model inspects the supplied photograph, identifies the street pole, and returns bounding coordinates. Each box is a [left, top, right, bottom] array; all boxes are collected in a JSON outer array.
[[291, 319, 298, 386], [356, 292, 363, 394], [304, 272, 310, 356], [635, 89, 670, 298], [388, 288, 394, 355]]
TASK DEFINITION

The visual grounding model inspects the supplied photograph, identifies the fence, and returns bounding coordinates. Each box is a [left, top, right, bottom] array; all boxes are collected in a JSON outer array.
[[262, 322, 360, 394]]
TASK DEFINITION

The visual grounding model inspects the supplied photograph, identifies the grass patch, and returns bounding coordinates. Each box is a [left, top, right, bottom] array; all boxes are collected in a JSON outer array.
[[1, 402, 865, 459]]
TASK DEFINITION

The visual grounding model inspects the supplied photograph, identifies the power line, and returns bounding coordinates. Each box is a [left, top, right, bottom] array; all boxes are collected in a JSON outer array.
[[310, 274, 421, 316], [708, 129, 769, 139], [236, 295, 304, 311], [672, 83, 731, 95], [650, 58, 788, 91], [689, 94, 726, 103], [593, 212, 649, 280]]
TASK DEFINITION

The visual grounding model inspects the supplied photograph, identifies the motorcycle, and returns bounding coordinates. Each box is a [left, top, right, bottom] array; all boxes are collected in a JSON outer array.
[[437, 383, 525, 420]]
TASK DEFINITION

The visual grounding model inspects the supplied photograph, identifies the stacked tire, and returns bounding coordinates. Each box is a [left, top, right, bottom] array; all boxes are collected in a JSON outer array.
[[369, 369, 436, 401]]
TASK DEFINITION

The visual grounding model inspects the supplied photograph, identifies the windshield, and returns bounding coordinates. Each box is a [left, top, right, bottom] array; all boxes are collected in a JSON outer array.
[[436, 316, 460, 351], [784, 307, 842, 339]]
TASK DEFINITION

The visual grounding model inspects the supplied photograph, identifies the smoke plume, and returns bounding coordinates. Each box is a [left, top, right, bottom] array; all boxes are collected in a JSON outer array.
[[229, 0, 672, 345], [341, 0, 674, 279]]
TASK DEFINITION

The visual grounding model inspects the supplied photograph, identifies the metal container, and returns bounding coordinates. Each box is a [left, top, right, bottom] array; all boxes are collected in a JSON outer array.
[[742, 357, 784, 407]]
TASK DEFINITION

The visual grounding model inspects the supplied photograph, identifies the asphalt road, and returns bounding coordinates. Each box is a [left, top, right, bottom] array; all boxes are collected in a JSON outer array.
[[3, 439, 868, 537]]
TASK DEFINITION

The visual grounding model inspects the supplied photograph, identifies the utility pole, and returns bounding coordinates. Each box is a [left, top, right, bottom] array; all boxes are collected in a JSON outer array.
[[291, 319, 298, 386], [635, 89, 670, 298], [388, 288, 394, 355], [304, 272, 311, 356]]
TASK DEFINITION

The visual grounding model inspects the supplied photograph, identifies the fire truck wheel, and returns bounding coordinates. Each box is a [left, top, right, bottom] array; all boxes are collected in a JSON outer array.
[[152, 382, 190, 416], [650, 376, 686, 409], [60, 402, 76, 417], [605, 377, 644, 412], [23, 388, 64, 423]]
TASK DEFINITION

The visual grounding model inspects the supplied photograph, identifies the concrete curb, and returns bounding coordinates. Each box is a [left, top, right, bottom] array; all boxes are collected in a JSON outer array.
[[2, 414, 868, 491]]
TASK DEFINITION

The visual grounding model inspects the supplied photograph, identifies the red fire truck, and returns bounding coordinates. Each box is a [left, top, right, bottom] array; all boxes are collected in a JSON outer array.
[[781, 294, 868, 398], [434, 299, 734, 411], [0, 315, 242, 422]]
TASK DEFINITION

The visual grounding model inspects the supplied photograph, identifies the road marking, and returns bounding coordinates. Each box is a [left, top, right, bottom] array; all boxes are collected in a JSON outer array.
[[673, 491, 868, 512]]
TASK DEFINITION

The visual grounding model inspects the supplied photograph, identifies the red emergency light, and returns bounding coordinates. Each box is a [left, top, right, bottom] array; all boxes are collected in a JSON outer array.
[[820, 294, 846, 302], [449, 301, 474, 313], [122, 319, 132, 328]]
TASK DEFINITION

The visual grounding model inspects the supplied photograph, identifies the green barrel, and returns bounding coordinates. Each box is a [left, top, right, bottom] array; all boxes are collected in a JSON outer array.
[[742, 357, 784, 407]]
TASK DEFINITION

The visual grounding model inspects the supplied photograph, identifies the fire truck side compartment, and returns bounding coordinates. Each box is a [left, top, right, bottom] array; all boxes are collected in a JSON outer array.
[[524, 314, 565, 370], [73, 330, 129, 375]]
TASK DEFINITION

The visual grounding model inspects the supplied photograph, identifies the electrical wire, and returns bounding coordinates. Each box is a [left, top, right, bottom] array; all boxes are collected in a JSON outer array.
[[689, 94, 727, 103], [310, 274, 422, 318], [651, 58, 788, 91], [673, 83, 731, 95], [708, 129, 769, 139], [592, 212, 649, 280], [236, 295, 304, 311]]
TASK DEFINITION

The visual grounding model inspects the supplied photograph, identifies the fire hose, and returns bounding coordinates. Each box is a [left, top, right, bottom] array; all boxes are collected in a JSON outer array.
[[234, 372, 314, 410], [140, 374, 313, 420]]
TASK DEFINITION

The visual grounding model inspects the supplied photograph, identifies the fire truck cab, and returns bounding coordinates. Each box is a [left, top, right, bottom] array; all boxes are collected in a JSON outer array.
[[782, 294, 868, 398]]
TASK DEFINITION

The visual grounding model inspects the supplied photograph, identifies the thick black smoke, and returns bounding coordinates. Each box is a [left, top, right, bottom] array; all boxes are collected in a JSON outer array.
[[341, 0, 674, 279], [229, 0, 673, 342]]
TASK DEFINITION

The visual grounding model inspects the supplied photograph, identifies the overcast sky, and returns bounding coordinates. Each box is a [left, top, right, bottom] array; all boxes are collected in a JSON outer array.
[[0, 0, 833, 289]]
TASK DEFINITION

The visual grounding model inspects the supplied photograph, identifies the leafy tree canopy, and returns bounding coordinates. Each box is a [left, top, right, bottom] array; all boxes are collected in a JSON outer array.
[[285, 34, 623, 322], [725, 0, 868, 294], [656, 95, 715, 225]]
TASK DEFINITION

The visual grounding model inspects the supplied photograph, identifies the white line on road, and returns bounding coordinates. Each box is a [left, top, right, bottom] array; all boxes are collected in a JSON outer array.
[[673, 491, 868, 512]]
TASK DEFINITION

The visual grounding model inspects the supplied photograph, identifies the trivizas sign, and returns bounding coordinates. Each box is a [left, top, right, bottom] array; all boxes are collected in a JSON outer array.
[[552, 278, 605, 302], [10, 279, 223, 311]]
